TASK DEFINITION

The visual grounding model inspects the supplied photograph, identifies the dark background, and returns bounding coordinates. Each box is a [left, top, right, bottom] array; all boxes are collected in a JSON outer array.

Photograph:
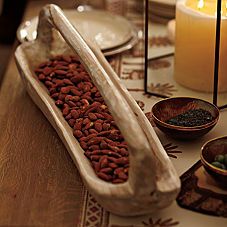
[[0, 0, 27, 85]]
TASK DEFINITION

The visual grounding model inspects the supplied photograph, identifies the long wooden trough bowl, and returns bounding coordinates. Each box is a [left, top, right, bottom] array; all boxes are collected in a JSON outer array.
[[15, 4, 180, 216]]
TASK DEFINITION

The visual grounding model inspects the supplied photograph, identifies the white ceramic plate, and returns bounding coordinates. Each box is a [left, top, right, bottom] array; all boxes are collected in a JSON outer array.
[[103, 29, 139, 56], [17, 10, 134, 51]]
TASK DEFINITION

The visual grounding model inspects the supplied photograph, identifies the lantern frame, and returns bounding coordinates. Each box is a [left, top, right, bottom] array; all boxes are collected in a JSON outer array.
[[144, 0, 226, 110]]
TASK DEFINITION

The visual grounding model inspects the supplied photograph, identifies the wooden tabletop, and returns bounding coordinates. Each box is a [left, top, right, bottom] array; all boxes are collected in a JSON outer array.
[[0, 1, 105, 226]]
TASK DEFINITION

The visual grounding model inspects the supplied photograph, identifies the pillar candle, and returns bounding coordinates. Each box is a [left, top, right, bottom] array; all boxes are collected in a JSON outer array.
[[174, 0, 227, 92]]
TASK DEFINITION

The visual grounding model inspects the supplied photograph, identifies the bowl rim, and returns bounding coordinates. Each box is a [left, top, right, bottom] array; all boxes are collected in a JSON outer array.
[[151, 97, 220, 130], [201, 136, 227, 176]]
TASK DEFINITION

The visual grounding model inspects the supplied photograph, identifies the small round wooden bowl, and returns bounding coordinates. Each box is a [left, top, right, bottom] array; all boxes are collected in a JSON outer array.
[[151, 97, 219, 140], [201, 136, 227, 188]]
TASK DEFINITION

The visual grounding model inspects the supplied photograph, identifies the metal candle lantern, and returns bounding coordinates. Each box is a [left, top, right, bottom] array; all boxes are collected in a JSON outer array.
[[144, 0, 226, 109]]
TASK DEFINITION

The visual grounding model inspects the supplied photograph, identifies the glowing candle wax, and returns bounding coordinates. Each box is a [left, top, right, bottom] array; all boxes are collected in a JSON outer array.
[[174, 0, 227, 92]]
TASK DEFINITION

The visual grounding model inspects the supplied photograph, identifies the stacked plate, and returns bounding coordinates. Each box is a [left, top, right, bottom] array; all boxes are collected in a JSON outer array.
[[17, 10, 139, 56], [149, 0, 176, 24]]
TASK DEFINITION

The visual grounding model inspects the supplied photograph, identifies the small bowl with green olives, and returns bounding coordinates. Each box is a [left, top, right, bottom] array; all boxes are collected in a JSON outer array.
[[201, 136, 227, 188]]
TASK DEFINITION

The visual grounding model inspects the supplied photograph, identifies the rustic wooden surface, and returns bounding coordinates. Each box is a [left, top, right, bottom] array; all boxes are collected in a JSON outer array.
[[0, 1, 105, 226]]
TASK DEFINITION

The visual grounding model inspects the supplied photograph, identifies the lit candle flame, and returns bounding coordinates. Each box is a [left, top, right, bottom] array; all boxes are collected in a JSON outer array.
[[197, 0, 204, 9]]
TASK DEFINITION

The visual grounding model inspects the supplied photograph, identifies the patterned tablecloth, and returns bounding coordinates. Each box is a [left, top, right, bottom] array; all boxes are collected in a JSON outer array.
[[74, 1, 227, 226]]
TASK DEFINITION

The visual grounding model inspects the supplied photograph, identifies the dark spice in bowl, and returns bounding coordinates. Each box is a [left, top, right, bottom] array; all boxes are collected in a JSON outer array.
[[151, 97, 219, 140], [166, 108, 213, 127]]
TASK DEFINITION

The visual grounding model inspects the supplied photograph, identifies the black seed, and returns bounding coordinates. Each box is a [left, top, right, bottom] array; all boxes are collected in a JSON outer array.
[[166, 109, 213, 127]]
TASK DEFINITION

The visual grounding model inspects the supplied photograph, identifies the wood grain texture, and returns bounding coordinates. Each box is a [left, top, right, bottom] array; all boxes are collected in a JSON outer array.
[[0, 1, 90, 226], [0, 85, 85, 226]]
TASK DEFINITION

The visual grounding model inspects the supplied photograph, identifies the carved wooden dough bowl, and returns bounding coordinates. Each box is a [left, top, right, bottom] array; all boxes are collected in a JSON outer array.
[[15, 4, 180, 216]]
